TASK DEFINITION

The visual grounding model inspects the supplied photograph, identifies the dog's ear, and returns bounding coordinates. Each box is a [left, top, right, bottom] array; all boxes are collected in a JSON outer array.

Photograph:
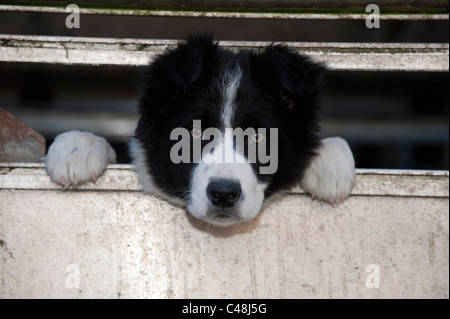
[[160, 33, 218, 90], [259, 45, 326, 111], [139, 34, 218, 114]]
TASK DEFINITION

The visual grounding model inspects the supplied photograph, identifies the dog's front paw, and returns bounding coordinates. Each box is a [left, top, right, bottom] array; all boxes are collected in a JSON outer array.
[[300, 137, 355, 205], [45, 131, 116, 188]]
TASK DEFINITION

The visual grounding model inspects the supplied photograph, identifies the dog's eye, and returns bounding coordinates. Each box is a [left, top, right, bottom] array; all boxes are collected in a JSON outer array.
[[191, 127, 202, 139], [250, 132, 265, 144]]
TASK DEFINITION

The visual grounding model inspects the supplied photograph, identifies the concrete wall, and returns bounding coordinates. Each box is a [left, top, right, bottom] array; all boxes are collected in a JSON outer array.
[[0, 163, 448, 298]]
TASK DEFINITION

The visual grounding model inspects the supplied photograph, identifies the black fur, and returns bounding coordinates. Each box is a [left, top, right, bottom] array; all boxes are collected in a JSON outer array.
[[134, 34, 326, 201]]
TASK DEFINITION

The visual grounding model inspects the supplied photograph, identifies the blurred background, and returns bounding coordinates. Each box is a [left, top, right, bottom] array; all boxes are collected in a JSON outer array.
[[0, 3, 448, 169]]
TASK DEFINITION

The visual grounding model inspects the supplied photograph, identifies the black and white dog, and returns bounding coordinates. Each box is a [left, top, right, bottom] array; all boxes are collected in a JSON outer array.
[[45, 34, 355, 226]]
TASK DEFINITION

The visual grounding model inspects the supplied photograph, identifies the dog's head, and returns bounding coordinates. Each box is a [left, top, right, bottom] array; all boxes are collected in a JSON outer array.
[[131, 34, 325, 226]]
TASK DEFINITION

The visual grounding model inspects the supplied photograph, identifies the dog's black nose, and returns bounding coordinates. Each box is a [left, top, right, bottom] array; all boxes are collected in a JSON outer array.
[[207, 179, 242, 208]]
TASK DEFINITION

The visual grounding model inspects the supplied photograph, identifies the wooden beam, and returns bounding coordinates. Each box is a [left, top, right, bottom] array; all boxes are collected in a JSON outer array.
[[1, 35, 448, 71], [0, 4, 448, 19], [1, 163, 448, 198], [0, 0, 448, 15]]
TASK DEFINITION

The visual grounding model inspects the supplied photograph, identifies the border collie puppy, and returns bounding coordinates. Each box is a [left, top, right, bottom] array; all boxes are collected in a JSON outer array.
[[45, 34, 355, 226]]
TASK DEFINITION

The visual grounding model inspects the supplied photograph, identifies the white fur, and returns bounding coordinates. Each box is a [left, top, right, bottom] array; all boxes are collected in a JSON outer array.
[[221, 67, 242, 128], [189, 68, 268, 226], [300, 137, 355, 205], [188, 129, 268, 226], [45, 130, 116, 188], [129, 137, 184, 206]]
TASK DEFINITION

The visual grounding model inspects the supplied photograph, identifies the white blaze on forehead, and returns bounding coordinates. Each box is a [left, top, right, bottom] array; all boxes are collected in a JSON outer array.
[[221, 66, 242, 128], [187, 65, 268, 224]]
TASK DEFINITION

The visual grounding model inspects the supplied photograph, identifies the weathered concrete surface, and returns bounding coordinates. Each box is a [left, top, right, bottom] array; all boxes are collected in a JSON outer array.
[[0, 165, 448, 298], [0, 109, 46, 163]]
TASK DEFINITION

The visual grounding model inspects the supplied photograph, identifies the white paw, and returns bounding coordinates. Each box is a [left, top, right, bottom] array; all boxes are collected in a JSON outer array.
[[45, 131, 116, 188], [300, 137, 355, 205]]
